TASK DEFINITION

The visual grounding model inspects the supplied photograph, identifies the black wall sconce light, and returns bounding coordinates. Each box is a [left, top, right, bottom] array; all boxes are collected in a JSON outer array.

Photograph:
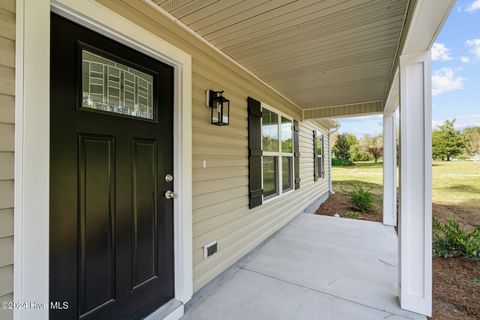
[[206, 90, 230, 126]]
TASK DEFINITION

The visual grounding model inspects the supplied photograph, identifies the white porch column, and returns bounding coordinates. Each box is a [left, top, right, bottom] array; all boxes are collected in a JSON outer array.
[[398, 51, 432, 316], [383, 112, 397, 226]]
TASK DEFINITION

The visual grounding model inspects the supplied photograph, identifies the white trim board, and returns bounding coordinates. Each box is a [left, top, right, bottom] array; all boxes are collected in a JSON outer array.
[[398, 50, 432, 316], [14, 0, 193, 319], [14, 1, 50, 319], [383, 112, 397, 227]]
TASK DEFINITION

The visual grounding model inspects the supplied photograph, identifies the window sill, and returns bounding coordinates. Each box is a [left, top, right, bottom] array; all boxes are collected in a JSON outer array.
[[262, 188, 295, 204]]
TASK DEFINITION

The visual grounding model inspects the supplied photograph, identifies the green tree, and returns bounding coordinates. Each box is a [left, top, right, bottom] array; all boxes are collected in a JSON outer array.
[[360, 134, 383, 163], [432, 119, 465, 161], [345, 134, 361, 160], [345, 134, 373, 161], [462, 127, 480, 160], [333, 133, 352, 163]]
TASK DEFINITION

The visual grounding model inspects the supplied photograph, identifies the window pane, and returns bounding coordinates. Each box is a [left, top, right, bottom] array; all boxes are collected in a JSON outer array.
[[316, 135, 323, 156], [82, 50, 154, 120], [317, 157, 323, 178], [282, 157, 293, 191], [262, 109, 279, 152], [263, 156, 278, 198], [281, 117, 293, 153]]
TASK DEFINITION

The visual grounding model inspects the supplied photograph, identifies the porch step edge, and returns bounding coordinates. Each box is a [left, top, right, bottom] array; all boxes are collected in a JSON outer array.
[[144, 299, 183, 320]]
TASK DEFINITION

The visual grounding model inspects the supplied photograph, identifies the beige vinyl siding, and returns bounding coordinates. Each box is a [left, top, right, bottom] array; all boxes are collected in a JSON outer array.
[[97, 0, 331, 292], [192, 120, 330, 289], [299, 121, 331, 190], [0, 1, 14, 319]]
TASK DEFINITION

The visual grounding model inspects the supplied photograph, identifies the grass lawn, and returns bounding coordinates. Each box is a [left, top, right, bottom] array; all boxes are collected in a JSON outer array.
[[431, 161, 480, 204], [318, 160, 480, 320], [330, 160, 480, 227], [333, 160, 480, 202]]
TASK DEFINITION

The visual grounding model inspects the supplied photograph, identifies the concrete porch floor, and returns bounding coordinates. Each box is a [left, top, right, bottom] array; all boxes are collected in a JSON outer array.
[[182, 214, 426, 320]]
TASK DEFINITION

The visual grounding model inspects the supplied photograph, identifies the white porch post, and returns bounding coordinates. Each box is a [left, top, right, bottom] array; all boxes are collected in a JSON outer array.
[[383, 112, 397, 226], [398, 51, 432, 316]]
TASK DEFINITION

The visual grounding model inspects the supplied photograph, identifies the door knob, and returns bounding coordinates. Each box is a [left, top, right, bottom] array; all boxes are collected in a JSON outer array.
[[165, 174, 174, 182], [164, 190, 177, 199]]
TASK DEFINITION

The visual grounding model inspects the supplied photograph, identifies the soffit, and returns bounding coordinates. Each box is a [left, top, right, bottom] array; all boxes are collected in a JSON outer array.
[[154, 0, 409, 109]]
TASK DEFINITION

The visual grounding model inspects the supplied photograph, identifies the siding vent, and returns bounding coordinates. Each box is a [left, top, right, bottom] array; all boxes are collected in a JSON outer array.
[[204, 241, 218, 259]]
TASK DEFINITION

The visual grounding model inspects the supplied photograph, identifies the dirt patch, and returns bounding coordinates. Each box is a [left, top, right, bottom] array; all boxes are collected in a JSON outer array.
[[432, 202, 480, 230], [315, 186, 383, 223], [432, 257, 480, 320], [316, 186, 480, 320]]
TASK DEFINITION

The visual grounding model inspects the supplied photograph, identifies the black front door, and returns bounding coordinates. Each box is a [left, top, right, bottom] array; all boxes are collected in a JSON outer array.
[[50, 14, 174, 320]]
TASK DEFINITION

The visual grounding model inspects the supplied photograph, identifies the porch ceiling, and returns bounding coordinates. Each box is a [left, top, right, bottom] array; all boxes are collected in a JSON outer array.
[[153, 0, 409, 111]]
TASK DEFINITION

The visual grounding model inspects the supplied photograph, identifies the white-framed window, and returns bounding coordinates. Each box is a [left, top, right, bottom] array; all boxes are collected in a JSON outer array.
[[261, 104, 294, 201], [315, 133, 325, 179]]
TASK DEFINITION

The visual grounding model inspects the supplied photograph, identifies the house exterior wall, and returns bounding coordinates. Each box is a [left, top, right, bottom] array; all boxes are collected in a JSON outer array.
[[3, 1, 331, 311], [192, 120, 330, 291], [0, 0, 15, 319], [94, 0, 331, 292]]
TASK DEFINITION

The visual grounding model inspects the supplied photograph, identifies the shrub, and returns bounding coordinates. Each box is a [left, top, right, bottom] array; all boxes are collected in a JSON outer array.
[[332, 157, 352, 166], [354, 152, 373, 162], [342, 184, 378, 213], [343, 211, 362, 219], [433, 218, 480, 262]]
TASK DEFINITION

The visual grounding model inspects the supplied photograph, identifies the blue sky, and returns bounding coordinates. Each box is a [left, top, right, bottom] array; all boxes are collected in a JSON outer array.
[[338, 0, 480, 137]]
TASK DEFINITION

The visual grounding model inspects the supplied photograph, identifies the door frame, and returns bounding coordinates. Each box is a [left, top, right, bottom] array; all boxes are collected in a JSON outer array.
[[14, 0, 193, 319]]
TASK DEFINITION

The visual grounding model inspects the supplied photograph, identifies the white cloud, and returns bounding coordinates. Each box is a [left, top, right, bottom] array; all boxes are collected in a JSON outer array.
[[466, 39, 480, 59], [431, 42, 452, 61], [456, 114, 480, 129], [465, 0, 480, 12], [460, 56, 471, 63], [432, 68, 465, 96], [433, 114, 480, 130], [432, 120, 444, 129]]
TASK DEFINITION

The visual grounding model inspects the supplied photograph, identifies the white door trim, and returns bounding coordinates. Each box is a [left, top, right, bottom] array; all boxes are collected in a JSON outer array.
[[14, 1, 193, 319]]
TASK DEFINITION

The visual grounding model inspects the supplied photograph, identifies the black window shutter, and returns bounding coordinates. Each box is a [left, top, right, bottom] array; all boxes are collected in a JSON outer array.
[[247, 97, 263, 209], [313, 130, 319, 181], [321, 134, 325, 178], [293, 120, 300, 189]]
